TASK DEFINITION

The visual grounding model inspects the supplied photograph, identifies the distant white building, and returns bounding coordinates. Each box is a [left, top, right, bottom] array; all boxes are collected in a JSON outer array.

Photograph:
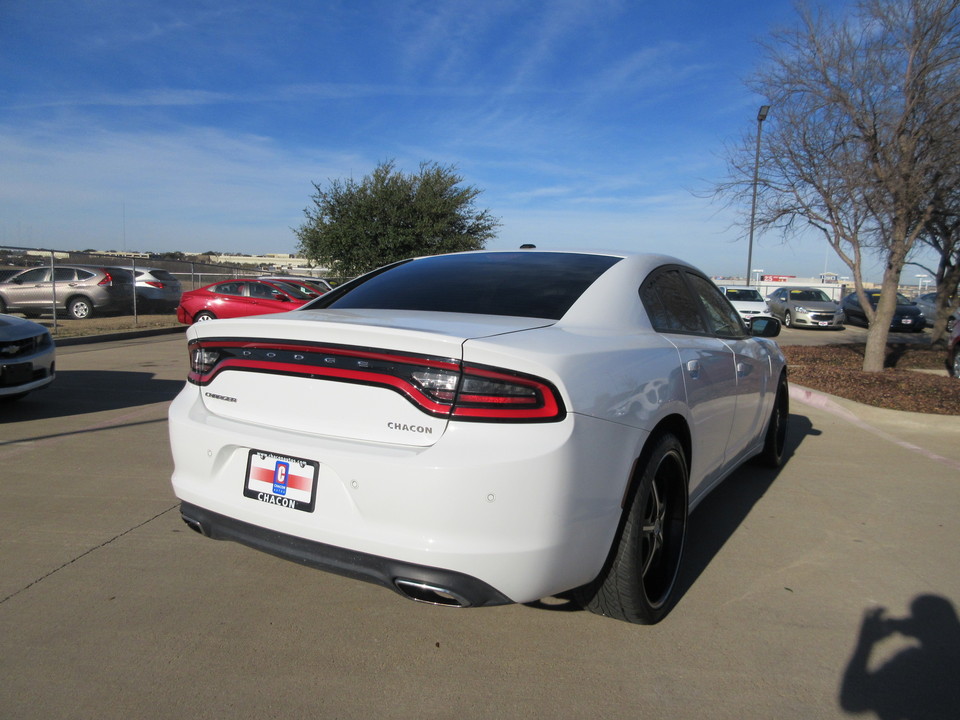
[[189, 253, 330, 275]]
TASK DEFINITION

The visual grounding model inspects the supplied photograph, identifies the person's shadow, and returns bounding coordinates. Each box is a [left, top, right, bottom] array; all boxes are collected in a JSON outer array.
[[839, 594, 960, 719]]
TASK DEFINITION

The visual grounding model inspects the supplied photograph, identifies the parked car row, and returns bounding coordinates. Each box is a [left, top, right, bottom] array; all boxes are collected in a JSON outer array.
[[0, 265, 332, 320], [718, 284, 960, 335]]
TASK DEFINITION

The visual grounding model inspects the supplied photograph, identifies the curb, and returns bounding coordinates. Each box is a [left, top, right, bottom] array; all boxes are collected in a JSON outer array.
[[789, 383, 960, 471], [53, 325, 186, 347]]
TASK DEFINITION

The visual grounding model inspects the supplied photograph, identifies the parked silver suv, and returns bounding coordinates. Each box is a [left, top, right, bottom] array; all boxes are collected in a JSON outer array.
[[0, 265, 134, 319]]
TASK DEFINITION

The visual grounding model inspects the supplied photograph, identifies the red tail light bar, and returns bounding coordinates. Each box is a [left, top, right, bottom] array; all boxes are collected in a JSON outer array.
[[187, 339, 565, 423]]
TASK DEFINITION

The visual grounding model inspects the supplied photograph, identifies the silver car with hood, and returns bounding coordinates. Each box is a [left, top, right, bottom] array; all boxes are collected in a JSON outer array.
[[766, 287, 844, 329]]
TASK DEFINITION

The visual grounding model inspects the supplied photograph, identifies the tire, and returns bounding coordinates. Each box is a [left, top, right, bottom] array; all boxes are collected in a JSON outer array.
[[757, 375, 789, 468], [951, 347, 960, 379], [784, 311, 793, 328], [193, 311, 216, 323], [67, 296, 93, 320], [0, 298, 6, 314], [576, 434, 689, 624]]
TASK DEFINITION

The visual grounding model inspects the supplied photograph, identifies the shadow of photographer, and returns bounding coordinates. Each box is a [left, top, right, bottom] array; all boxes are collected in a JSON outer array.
[[839, 594, 960, 719]]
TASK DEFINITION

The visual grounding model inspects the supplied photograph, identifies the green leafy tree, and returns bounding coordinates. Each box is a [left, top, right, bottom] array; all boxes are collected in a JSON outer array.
[[295, 160, 500, 277]]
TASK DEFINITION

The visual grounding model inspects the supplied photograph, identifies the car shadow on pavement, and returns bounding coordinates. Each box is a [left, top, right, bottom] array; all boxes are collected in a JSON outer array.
[[675, 412, 817, 605], [524, 413, 818, 619], [0, 369, 184, 424]]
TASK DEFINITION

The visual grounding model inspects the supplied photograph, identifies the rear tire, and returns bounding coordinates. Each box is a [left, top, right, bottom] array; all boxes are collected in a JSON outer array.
[[576, 434, 688, 624], [951, 347, 960, 379], [193, 311, 216, 323], [67, 297, 93, 320]]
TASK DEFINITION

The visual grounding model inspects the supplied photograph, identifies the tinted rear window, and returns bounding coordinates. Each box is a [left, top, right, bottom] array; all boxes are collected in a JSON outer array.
[[314, 252, 621, 320], [147, 270, 179, 281]]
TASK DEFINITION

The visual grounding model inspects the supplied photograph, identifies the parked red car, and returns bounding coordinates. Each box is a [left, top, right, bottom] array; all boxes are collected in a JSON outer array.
[[177, 279, 311, 325]]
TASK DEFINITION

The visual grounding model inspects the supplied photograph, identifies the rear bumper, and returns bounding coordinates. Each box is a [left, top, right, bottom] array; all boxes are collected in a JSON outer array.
[[169, 387, 643, 604], [180, 501, 512, 607]]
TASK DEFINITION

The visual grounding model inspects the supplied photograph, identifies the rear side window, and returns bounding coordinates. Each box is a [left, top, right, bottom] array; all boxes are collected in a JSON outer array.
[[640, 269, 707, 334], [76, 269, 95, 280], [213, 282, 244, 296], [315, 252, 621, 320], [249, 282, 280, 299], [686, 273, 745, 338]]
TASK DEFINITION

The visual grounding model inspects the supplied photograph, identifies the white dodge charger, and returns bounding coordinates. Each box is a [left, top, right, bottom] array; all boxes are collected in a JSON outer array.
[[169, 249, 788, 624]]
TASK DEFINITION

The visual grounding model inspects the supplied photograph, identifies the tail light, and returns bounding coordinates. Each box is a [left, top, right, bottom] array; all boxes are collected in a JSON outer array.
[[145, 281, 165, 288], [187, 339, 565, 422], [98, 271, 113, 286]]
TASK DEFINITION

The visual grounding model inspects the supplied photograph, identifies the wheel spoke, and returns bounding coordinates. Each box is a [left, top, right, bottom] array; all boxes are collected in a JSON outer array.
[[640, 480, 664, 579]]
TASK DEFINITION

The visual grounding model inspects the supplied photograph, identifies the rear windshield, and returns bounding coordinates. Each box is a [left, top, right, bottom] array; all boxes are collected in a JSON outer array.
[[725, 289, 763, 302], [148, 270, 179, 281], [311, 252, 621, 320], [790, 289, 831, 302]]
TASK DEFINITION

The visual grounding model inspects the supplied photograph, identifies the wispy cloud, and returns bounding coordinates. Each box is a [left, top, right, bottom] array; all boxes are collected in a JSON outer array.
[[0, 122, 366, 251]]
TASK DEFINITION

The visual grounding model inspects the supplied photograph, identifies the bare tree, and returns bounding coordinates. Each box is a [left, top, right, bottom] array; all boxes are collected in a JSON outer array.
[[911, 168, 960, 343], [717, 0, 960, 371]]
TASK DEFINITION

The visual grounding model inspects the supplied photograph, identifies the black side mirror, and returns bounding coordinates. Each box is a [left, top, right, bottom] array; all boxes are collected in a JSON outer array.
[[749, 316, 781, 338]]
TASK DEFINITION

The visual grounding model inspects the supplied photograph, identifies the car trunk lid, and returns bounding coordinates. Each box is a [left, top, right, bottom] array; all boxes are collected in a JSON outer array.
[[187, 309, 553, 447]]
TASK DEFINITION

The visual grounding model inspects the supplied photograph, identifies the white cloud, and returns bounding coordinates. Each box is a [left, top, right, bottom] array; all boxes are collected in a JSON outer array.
[[0, 122, 367, 253]]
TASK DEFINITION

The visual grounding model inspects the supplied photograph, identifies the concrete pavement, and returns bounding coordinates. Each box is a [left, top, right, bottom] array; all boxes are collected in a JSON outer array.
[[0, 334, 957, 719]]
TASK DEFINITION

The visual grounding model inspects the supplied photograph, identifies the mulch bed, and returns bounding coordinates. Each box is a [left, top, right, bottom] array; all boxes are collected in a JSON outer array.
[[782, 344, 959, 416]]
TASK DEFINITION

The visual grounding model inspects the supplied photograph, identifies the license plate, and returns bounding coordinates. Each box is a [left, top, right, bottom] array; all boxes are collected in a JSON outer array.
[[1, 362, 32, 387], [902, 318, 913, 325], [818, 321, 829, 326], [244, 450, 319, 512]]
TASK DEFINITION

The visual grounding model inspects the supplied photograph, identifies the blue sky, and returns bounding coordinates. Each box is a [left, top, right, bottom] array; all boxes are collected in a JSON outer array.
[[0, 0, 883, 280]]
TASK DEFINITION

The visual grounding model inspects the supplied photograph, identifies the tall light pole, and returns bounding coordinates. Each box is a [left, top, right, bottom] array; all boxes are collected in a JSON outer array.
[[746, 104, 770, 286]]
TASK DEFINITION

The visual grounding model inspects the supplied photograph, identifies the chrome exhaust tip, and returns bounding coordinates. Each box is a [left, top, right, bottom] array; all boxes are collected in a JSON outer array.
[[394, 579, 471, 607], [182, 516, 206, 535]]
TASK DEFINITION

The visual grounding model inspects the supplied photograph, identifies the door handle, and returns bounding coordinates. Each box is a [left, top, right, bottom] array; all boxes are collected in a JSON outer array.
[[686, 360, 701, 380]]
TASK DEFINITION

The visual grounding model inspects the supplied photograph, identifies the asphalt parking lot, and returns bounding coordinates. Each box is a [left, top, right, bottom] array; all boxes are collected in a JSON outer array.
[[1, 332, 958, 719]]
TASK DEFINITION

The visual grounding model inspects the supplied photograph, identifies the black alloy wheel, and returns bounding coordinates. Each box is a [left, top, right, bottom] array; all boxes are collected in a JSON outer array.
[[757, 375, 789, 468], [576, 433, 689, 624]]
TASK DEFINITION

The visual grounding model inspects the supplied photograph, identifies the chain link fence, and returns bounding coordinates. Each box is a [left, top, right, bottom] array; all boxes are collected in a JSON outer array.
[[0, 245, 341, 332]]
